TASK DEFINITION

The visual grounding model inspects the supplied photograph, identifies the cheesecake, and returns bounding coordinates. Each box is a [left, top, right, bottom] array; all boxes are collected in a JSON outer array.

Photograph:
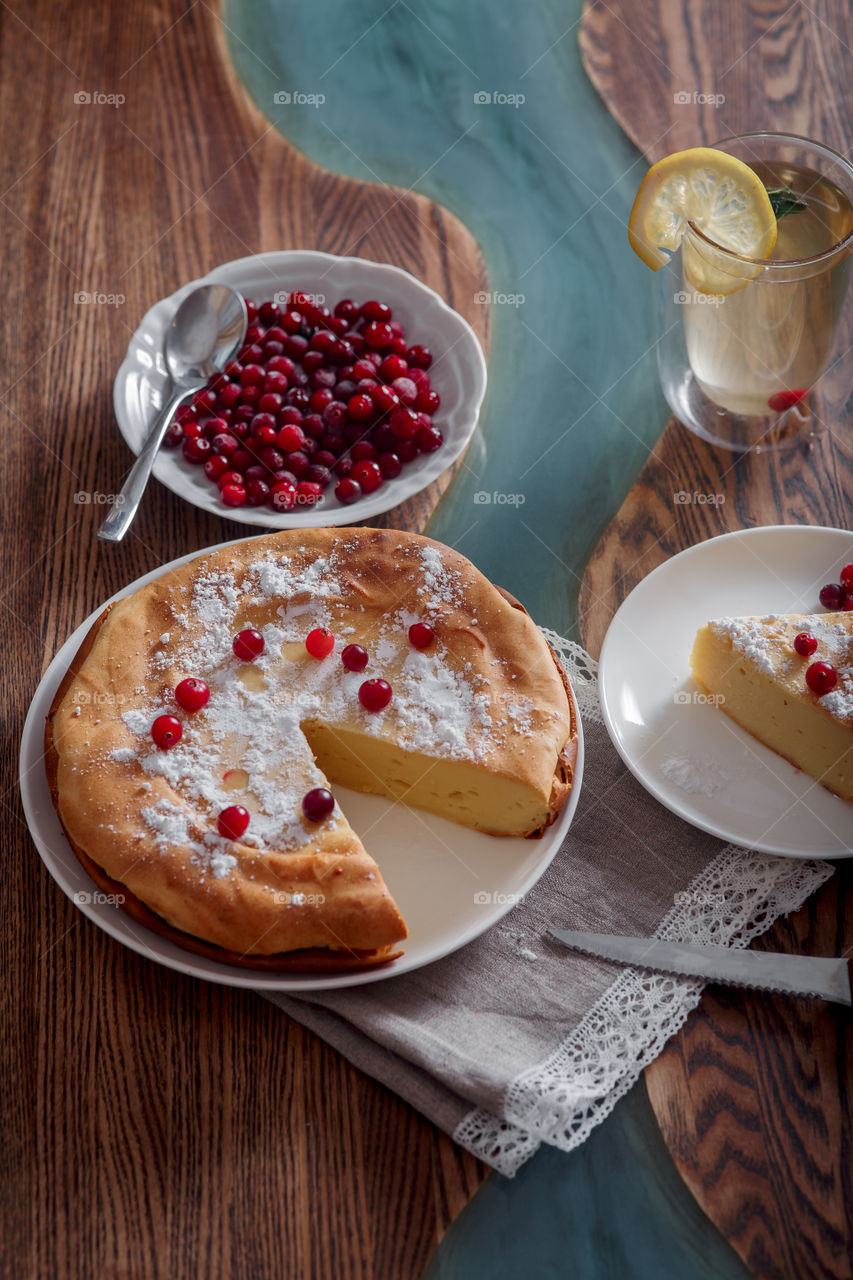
[[690, 611, 853, 800], [45, 528, 577, 969]]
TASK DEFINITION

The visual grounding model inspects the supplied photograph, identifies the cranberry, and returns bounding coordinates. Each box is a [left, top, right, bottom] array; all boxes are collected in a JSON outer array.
[[284, 336, 309, 361], [364, 320, 393, 349], [245, 323, 265, 344], [279, 405, 304, 425], [415, 388, 440, 414], [267, 355, 295, 377], [334, 456, 354, 478], [239, 384, 262, 407], [262, 341, 284, 360], [321, 430, 346, 455], [217, 805, 250, 840], [391, 376, 418, 406], [277, 423, 305, 452], [251, 414, 278, 438], [220, 483, 247, 507], [351, 441, 378, 463], [176, 404, 196, 423], [341, 643, 369, 671], [304, 464, 331, 487], [258, 392, 284, 415], [353, 358, 377, 381], [233, 629, 265, 661], [193, 388, 218, 413], [310, 388, 334, 414], [409, 622, 435, 649], [230, 449, 252, 473], [257, 299, 279, 326], [286, 450, 309, 478], [806, 661, 837, 695], [416, 423, 443, 453], [211, 433, 239, 457], [151, 714, 182, 749], [390, 406, 419, 440], [303, 414, 326, 441], [370, 383, 399, 415], [379, 451, 402, 479], [409, 366, 430, 389], [389, 334, 407, 356], [373, 424, 397, 453], [344, 421, 366, 446], [182, 420, 203, 439], [361, 299, 392, 322], [238, 344, 263, 365], [767, 389, 807, 412], [269, 479, 297, 511], [347, 393, 374, 422], [257, 448, 283, 473], [379, 354, 408, 381], [239, 363, 265, 388], [350, 460, 383, 494], [302, 787, 335, 823], [323, 400, 349, 429], [164, 424, 183, 448], [280, 309, 303, 334], [819, 583, 845, 609], [306, 627, 335, 659], [359, 678, 392, 711], [296, 480, 323, 506], [244, 298, 258, 321], [219, 382, 241, 408], [839, 564, 853, 591], [335, 298, 359, 321], [183, 436, 211, 463], [407, 344, 433, 369], [396, 438, 419, 463], [329, 339, 355, 366], [204, 455, 229, 482], [335, 476, 362, 504], [175, 677, 210, 712], [246, 478, 271, 506], [217, 469, 244, 490], [793, 632, 818, 657], [314, 449, 337, 469], [244, 464, 267, 484]]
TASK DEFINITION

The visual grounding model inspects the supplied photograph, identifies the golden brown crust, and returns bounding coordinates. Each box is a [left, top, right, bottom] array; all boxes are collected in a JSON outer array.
[[46, 529, 576, 969]]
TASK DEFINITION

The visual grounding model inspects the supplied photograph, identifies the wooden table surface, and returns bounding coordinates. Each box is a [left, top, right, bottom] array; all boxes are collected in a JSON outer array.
[[2, 1, 850, 1277]]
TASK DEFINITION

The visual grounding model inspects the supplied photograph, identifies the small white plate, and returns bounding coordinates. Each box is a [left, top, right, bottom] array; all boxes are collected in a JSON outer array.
[[20, 537, 583, 990], [599, 525, 853, 858], [113, 251, 488, 528]]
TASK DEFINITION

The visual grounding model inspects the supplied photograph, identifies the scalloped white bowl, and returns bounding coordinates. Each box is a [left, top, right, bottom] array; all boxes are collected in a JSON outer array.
[[113, 251, 488, 528]]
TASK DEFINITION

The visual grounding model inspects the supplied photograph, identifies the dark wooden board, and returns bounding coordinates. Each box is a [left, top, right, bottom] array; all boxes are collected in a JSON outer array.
[[1, 2, 488, 1276], [578, 2, 853, 1276]]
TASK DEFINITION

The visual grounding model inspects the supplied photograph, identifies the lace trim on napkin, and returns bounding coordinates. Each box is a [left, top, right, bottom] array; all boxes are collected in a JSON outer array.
[[453, 636, 835, 1177]]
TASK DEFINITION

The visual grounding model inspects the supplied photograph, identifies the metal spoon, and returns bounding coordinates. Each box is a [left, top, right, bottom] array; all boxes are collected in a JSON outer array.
[[98, 283, 247, 542]]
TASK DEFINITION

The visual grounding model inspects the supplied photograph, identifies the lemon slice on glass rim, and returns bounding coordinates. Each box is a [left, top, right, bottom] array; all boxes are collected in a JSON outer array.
[[628, 147, 777, 295]]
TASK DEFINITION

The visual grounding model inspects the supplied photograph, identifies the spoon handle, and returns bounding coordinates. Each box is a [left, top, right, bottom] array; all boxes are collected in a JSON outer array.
[[98, 384, 197, 543]]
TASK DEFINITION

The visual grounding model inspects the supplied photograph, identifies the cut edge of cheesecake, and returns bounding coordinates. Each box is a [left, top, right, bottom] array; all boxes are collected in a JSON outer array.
[[690, 611, 853, 802]]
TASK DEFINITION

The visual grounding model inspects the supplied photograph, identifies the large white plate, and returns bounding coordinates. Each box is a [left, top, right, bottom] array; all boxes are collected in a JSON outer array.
[[599, 525, 853, 858], [113, 250, 488, 527], [20, 537, 583, 990]]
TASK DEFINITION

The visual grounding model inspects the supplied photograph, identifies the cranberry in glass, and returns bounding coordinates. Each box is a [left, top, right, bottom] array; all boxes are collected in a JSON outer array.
[[350, 460, 383, 494], [363, 320, 393, 349], [358, 678, 392, 711], [151, 715, 182, 749], [217, 805, 250, 840], [302, 788, 335, 823], [175, 678, 210, 712], [379, 451, 402, 479], [233, 629, 265, 661], [407, 344, 433, 369], [335, 475, 362, 504]]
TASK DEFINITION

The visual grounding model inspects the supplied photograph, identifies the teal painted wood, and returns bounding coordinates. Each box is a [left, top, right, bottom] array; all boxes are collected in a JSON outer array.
[[223, 0, 669, 639], [221, 4, 745, 1277], [423, 1082, 753, 1280]]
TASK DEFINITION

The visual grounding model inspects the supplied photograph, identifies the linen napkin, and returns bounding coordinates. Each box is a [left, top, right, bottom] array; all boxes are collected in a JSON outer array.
[[262, 636, 833, 1176]]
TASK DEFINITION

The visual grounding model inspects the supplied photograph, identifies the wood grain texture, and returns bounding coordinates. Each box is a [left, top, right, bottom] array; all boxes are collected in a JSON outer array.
[[578, 2, 853, 1276], [1, 2, 487, 1277]]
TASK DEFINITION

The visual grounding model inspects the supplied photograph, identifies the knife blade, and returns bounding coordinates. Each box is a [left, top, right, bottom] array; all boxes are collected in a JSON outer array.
[[547, 929, 852, 1006]]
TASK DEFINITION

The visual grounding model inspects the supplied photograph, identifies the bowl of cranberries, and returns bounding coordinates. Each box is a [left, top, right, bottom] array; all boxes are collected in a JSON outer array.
[[114, 251, 488, 526]]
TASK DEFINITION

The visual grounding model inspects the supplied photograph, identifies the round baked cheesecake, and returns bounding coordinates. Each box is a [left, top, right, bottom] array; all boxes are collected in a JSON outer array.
[[45, 528, 577, 969]]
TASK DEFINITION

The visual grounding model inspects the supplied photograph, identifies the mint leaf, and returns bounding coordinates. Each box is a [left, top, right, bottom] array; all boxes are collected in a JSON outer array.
[[767, 186, 807, 220]]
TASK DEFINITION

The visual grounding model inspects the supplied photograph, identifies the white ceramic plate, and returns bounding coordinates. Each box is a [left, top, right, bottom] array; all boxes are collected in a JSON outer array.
[[20, 537, 583, 990], [599, 525, 853, 858], [113, 250, 488, 527]]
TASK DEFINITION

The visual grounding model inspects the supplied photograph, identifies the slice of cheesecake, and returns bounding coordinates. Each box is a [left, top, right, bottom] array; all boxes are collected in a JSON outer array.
[[690, 612, 853, 800]]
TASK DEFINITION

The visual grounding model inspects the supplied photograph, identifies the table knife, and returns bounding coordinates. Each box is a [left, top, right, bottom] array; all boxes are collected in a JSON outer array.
[[547, 929, 852, 1006]]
